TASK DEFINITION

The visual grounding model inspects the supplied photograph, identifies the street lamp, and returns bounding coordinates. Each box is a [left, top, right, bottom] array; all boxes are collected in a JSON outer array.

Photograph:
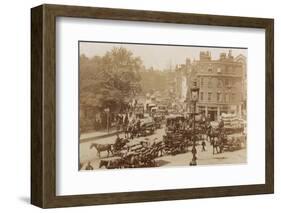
[[104, 108, 110, 133], [190, 80, 199, 166]]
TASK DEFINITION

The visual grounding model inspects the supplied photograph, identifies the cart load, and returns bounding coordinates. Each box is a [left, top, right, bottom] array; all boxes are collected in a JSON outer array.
[[138, 120, 155, 137], [99, 137, 166, 169], [153, 114, 163, 129], [221, 113, 245, 134], [224, 133, 246, 152]]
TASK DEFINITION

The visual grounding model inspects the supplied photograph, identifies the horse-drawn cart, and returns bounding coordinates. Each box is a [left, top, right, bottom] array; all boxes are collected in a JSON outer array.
[[224, 134, 246, 152], [163, 133, 191, 155], [97, 139, 163, 169], [153, 114, 163, 129], [138, 121, 155, 137], [99, 156, 123, 169]]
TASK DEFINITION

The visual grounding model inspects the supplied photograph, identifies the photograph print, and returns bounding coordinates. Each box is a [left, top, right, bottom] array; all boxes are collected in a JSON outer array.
[[79, 41, 247, 171]]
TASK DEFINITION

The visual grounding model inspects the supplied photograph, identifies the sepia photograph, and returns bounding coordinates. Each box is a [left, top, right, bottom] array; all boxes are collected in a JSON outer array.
[[30, 4, 274, 208], [79, 41, 247, 171]]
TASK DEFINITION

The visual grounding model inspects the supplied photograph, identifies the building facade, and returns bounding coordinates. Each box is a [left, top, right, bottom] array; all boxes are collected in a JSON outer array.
[[174, 58, 192, 102], [235, 53, 247, 119], [193, 51, 245, 121]]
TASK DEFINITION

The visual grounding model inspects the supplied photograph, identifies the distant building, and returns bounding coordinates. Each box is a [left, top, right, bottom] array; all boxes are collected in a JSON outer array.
[[175, 58, 192, 102]]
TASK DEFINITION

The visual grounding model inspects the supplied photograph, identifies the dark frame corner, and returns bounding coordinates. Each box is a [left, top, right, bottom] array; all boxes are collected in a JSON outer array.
[[31, 4, 274, 208]]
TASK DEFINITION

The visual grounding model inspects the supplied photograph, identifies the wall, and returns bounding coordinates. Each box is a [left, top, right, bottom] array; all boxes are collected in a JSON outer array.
[[0, 0, 279, 212]]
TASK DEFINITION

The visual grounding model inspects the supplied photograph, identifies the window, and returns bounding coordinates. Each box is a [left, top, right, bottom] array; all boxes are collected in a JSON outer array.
[[208, 78, 212, 88], [200, 92, 204, 101], [225, 93, 229, 102], [225, 79, 229, 87], [232, 79, 236, 87], [208, 92, 212, 101], [231, 93, 236, 101], [217, 79, 222, 88], [217, 92, 221, 102], [228, 66, 233, 73], [208, 68, 212, 72], [200, 78, 204, 87]]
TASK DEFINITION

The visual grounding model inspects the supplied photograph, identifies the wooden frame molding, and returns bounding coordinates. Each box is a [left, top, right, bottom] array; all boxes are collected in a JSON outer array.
[[31, 4, 274, 208]]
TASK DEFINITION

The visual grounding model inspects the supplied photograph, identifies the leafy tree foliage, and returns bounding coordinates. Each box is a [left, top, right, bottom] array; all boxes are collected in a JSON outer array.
[[80, 47, 143, 112]]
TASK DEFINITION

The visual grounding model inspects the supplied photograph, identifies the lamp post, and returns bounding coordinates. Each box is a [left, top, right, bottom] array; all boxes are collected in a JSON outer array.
[[190, 80, 199, 166], [104, 108, 110, 133]]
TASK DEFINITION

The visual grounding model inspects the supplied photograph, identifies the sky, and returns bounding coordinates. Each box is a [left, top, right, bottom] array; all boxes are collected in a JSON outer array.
[[80, 41, 247, 70]]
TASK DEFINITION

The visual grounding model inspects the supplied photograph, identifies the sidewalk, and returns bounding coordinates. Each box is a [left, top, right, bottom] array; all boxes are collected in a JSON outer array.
[[80, 129, 123, 143]]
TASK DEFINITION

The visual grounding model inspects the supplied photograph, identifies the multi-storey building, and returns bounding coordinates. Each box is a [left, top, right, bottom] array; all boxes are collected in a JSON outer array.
[[175, 58, 192, 102], [191, 50, 245, 121], [235, 54, 247, 118]]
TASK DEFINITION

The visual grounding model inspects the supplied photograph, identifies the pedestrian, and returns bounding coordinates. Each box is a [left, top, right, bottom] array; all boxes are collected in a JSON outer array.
[[201, 140, 206, 152], [191, 146, 197, 156], [85, 161, 94, 170], [190, 147, 197, 166], [114, 133, 122, 151], [218, 135, 224, 153], [136, 118, 141, 137], [213, 137, 219, 154], [124, 114, 129, 126], [218, 118, 224, 130]]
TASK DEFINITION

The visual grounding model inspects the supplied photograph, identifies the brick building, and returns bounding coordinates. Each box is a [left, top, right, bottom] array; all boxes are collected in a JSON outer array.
[[192, 50, 245, 121]]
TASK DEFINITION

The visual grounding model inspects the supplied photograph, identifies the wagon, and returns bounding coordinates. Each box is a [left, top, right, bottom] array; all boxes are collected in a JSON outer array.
[[165, 114, 185, 134], [138, 121, 155, 137], [99, 137, 165, 169], [163, 134, 190, 155], [153, 115, 163, 129], [224, 134, 246, 152], [122, 141, 161, 168], [99, 156, 123, 169]]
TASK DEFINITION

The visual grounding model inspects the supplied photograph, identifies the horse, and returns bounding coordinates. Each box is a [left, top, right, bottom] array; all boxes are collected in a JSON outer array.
[[206, 127, 221, 142], [90, 143, 113, 158], [211, 133, 226, 154], [218, 133, 227, 153], [125, 124, 133, 139], [211, 137, 220, 154], [113, 138, 129, 153]]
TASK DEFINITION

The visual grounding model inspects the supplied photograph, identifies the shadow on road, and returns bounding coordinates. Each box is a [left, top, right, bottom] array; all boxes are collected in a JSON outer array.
[[156, 159, 170, 167]]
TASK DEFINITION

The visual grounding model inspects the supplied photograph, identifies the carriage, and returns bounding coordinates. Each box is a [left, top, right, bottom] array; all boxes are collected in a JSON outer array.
[[138, 121, 155, 137], [224, 126, 244, 135], [135, 104, 145, 118], [163, 134, 190, 155], [99, 140, 162, 169], [153, 114, 163, 129], [165, 114, 185, 133], [221, 113, 245, 135], [157, 104, 168, 116], [99, 156, 123, 169], [224, 134, 246, 152]]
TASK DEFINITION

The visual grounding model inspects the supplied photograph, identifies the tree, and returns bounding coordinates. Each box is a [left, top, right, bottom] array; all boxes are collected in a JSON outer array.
[[80, 47, 143, 113]]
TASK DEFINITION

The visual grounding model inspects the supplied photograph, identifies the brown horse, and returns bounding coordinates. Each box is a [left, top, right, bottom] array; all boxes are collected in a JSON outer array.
[[90, 143, 113, 158], [206, 127, 221, 142]]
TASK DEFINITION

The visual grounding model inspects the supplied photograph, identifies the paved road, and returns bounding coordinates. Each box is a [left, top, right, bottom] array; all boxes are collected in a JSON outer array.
[[157, 142, 246, 167], [79, 126, 247, 170], [80, 127, 166, 167]]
